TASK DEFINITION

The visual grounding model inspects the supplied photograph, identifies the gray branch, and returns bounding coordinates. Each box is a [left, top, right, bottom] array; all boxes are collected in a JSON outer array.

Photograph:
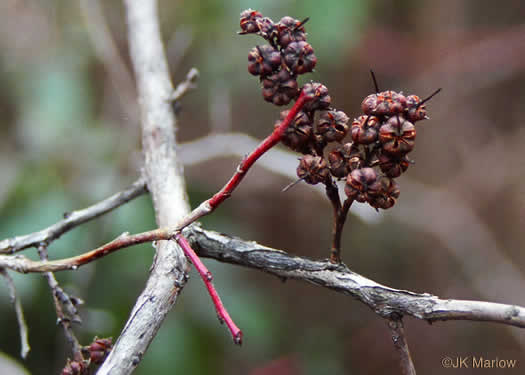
[[97, 0, 192, 374], [0, 178, 147, 254], [184, 225, 525, 329]]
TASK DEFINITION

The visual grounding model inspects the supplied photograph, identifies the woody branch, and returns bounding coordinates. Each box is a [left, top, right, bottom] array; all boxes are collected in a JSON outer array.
[[1, 225, 524, 330]]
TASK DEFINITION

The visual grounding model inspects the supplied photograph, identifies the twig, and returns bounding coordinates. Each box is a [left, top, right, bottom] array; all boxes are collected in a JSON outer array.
[[0, 268, 30, 358], [169, 67, 199, 102], [175, 233, 242, 344], [388, 317, 416, 375], [37, 244, 83, 361], [325, 180, 343, 263], [325, 180, 354, 263], [0, 178, 147, 254], [0, 230, 170, 273], [174, 88, 313, 230], [331, 198, 353, 263], [1, 226, 524, 330]]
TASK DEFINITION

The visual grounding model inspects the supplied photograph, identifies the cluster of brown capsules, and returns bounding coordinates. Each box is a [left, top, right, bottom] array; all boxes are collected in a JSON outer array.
[[329, 85, 441, 209], [240, 9, 439, 212], [240, 9, 317, 105]]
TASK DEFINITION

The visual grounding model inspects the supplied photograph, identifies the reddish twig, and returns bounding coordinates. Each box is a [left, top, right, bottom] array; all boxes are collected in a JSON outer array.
[[325, 179, 353, 263], [175, 233, 242, 345], [177, 89, 312, 229]]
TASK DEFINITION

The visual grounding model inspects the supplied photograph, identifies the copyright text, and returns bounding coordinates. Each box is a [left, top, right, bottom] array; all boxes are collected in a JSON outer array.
[[441, 356, 518, 369]]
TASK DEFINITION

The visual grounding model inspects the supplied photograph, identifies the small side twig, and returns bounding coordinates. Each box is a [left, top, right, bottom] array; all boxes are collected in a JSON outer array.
[[37, 244, 83, 361], [0, 268, 30, 358], [388, 317, 417, 375], [0, 178, 147, 254], [175, 234, 242, 344], [169, 67, 199, 102]]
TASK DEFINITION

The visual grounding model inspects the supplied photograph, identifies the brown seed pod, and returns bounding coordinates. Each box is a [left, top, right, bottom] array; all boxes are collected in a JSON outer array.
[[405, 94, 428, 122], [261, 68, 299, 105], [351, 115, 380, 144], [256, 17, 277, 40], [283, 41, 317, 75], [344, 167, 378, 203], [379, 116, 416, 156], [61, 360, 87, 375], [248, 45, 281, 77], [328, 148, 348, 178], [367, 177, 400, 209], [239, 9, 263, 34], [362, 91, 407, 117], [378, 153, 411, 178], [277, 16, 307, 48], [302, 82, 331, 112], [317, 109, 350, 143], [297, 155, 330, 185], [276, 110, 313, 153]]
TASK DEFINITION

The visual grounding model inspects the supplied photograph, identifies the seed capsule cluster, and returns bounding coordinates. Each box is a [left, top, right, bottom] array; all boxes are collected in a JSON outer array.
[[333, 89, 431, 210], [240, 10, 436, 211], [240, 9, 317, 105], [290, 86, 432, 210]]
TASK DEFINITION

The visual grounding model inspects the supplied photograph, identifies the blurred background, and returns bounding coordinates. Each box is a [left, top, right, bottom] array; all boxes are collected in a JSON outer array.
[[1, 0, 524, 374]]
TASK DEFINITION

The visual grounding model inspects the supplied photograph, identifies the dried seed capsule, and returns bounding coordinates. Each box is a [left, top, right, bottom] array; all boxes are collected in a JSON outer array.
[[362, 91, 407, 116], [61, 360, 86, 375], [283, 41, 317, 75], [344, 167, 378, 203], [277, 16, 307, 48], [276, 110, 313, 153], [302, 82, 331, 112], [351, 115, 380, 144], [405, 94, 428, 122], [261, 68, 299, 105], [328, 149, 349, 178], [379, 116, 416, 156], [346, 144, 365, 171], [328, 143, 361, 177], [239, 9, 263, 34], [88, 337, 112, 365], [297, 155, 330, 185], [256, 17, 277, 40], [378, 153, 411, 178], [317, 109, 350, 143], [248, 45, 281, 77], [367, 177, 400, 209]]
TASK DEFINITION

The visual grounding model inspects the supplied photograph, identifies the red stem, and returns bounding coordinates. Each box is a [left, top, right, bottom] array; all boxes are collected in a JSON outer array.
[[207, 90, 309, 209], [175, 233, 243, 345]]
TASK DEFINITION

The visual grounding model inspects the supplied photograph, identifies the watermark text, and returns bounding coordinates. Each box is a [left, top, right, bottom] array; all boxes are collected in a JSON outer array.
[[442, 356, 518, 369]]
